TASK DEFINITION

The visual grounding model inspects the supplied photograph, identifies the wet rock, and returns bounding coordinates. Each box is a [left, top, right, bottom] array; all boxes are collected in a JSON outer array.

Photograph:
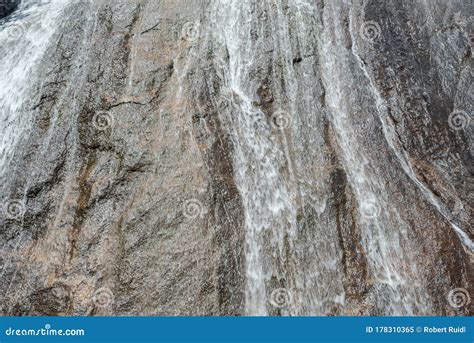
[[12, 284, 72, 316], [0, 0, 18, 19], [0, 0, 472, 316]]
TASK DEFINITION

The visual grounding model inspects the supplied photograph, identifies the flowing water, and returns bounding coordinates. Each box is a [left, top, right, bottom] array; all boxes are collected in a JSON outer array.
[[207, 0, 447, 315], [318, 2, 432, 314], [0, 0, 470, 316], [209, 0, 347, 315], [210, 0, 299, 315], [0, 0, 67, 179]]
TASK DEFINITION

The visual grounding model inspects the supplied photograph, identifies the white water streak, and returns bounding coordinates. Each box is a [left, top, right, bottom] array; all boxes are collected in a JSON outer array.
[[0, 0, 68, 178], [348, 3, 474, 253], [211, 0, 298, 315], [319, 1, 431, 314]]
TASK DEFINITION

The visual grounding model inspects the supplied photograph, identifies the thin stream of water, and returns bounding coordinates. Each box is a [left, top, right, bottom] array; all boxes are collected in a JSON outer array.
[[211, 0, 298, 315], [210, 0, 437, 315], [0, 0, 68, 179]]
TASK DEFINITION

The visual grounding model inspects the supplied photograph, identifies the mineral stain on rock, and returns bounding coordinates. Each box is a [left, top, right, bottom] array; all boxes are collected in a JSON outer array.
[[0, 0, 472, 316]]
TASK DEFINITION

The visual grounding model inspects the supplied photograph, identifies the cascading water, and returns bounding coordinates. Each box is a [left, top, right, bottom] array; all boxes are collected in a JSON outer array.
[[0, 0, 68, 311], [347, 5, 474, 253], [316, 1, 434, 314], [207, 0, 353, 316], [210, 0, 299, 315], [206, 0, 452, 315], [0, 0, 68, 179], [0, 0, 470, 317]]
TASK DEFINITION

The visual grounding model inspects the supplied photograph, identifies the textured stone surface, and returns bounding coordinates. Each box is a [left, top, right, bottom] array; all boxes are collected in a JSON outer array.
[[0, 0, 472, 316], [0, 0, 18, 19]]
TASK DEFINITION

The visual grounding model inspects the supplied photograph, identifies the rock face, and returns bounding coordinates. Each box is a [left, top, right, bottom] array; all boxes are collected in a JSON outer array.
[[0, 0, 19, 19], [0, 0, 472, 316]]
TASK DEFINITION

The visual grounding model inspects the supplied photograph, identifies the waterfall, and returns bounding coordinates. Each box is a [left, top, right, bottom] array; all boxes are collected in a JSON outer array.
[[0, 0, 68, 179], [347, 6, 474, 253], [210, 0, 299, 315], [208, 0, 349, 315], [0, 0, 470, 317], [318, 2, 435, 314], [208, 0, 442, 315]]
